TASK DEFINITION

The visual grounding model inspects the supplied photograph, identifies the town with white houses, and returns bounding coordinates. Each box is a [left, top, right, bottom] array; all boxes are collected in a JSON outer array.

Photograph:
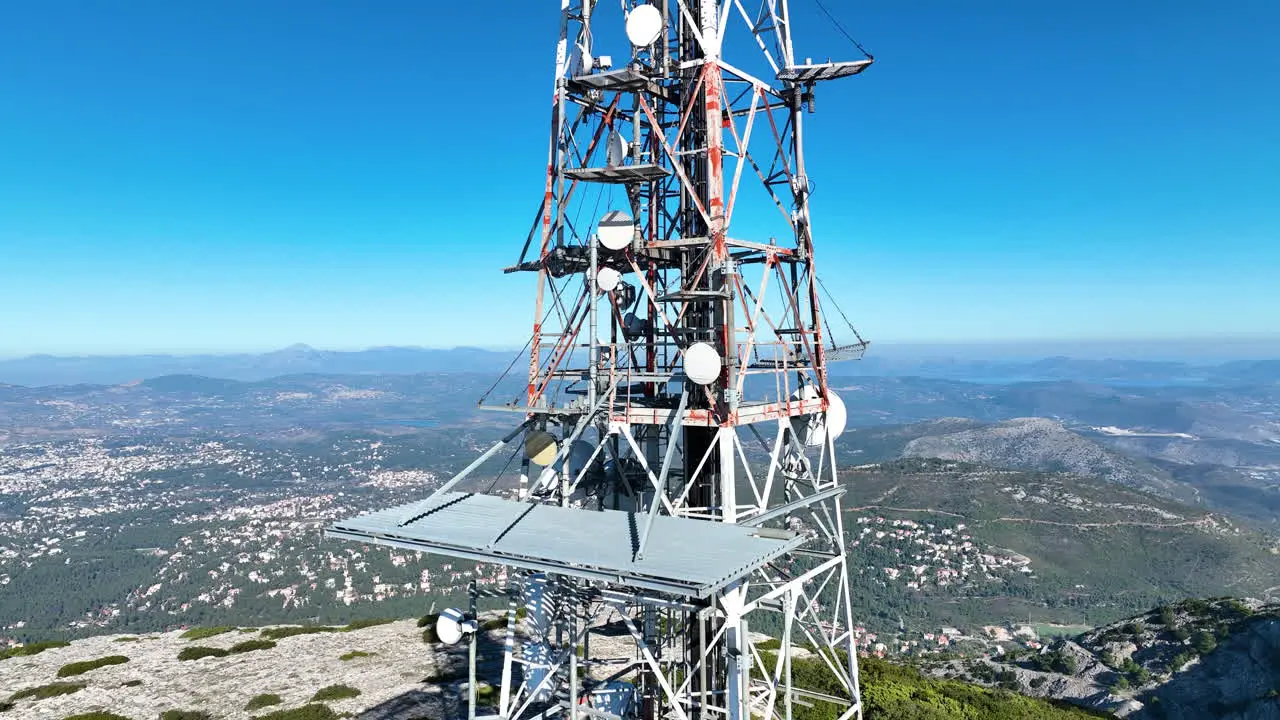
[[0, 434, 1068, 659]]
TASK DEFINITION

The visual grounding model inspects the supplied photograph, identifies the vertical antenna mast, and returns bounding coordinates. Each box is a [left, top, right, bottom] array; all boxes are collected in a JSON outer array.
[[329, 2, 874, 719]]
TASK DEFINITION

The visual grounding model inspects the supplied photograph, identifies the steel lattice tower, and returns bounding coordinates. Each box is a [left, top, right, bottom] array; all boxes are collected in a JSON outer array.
[[329, 2, 872, 719]]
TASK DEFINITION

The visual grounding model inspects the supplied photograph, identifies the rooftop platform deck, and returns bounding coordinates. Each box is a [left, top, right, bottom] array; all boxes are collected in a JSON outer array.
[[326, 491, 804, 599]]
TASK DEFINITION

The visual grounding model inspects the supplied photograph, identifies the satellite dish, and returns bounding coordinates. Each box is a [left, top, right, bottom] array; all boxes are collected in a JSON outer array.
[[789, 385, 848, 447], [683, 342, 721, 385], [606, 130, 629, 167], [625, 4, 664, 47], [596, 267, 622, 292], [525, 430, 559, 466], [436, 607, 478, 645], [597, 210, 634, 251]]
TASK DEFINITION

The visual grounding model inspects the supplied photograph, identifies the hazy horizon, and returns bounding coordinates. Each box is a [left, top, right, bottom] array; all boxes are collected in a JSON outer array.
[[4, 335, 1280, 364]]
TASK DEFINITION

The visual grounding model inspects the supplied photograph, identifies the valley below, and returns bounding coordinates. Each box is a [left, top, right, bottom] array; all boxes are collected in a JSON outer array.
[[2, 356, 1279, 718]]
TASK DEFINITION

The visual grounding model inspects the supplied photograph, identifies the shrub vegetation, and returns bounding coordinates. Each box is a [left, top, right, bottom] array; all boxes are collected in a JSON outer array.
[[1192, 630, 1218, 654], [310, 684, 361, 702], [261, 626, 338, 641], [9, 681, 86, 701], [256, 706, 338, 720], [177, 646, 229, 662], [179, 627, 235, 641], [0, 640, 70, 660], [342, 618, 394, 631], [229, 639, 277, 654], [339, 651, 372, 661], [755, 652, 1105, 720], [57, 655, 130, 677], [245, 694, 284, 711], [159, 711, 212, 720]]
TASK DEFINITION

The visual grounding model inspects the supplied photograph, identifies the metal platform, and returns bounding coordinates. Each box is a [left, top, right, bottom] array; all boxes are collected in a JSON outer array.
[[570, 67, 652, 91], [326, 492, 805, 599], [778, 60, 873, 83], [564, 164, 671, 184]]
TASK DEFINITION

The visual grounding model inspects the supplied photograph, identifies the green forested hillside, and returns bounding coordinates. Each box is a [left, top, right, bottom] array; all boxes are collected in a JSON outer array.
[[777, 654, 1105, 719], [840, 459, 1280, 633]]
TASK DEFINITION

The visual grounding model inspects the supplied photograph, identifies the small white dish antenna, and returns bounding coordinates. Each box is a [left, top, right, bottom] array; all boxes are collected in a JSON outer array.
[[789, 385, 847, 447], [597, 210, 634, 251], [626, 4, 664, 47], [596, 267, 622, 292], [525, 430, 559, 466], [436, 607, 478, 645], [606, 130, 629, 167], [683, 342, 721, 386]]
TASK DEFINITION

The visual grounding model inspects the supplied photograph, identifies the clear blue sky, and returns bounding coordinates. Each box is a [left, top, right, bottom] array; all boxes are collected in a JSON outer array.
[[1, 0, 1277, 356]]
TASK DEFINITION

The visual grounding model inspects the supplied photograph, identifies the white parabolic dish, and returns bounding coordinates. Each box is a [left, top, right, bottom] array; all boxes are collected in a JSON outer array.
[[596, 267, 622, 292], [525, 430, 559, 466], [436, 607, 475, 645], [597, 210, 634, 251], [790, 385, 847, 447], [606, 130, 629, 167], [684, 342, 721, 385], [625, 4, 664, 47]]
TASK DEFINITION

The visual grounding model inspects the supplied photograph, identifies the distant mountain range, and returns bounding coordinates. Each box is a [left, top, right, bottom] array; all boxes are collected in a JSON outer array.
[[3, 344, 1279, 387], [0, 345, 521, 387], [841, 415, 1280, 529]]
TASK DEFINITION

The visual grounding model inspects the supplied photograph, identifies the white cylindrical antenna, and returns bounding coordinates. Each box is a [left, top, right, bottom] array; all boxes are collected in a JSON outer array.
[[790, 386, 848, 447], [606, 130, 629, 167], [625, 4, 664, 47], [597, 210, 634, 251], [436, 607, 478, 645], [596, 267, 622, 292], [683, 342, 721, 385]]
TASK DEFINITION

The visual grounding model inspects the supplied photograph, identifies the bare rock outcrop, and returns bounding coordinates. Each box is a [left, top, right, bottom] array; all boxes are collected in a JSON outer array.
[[0, 620, 481, 720], [1134, 617, 1280, 720]]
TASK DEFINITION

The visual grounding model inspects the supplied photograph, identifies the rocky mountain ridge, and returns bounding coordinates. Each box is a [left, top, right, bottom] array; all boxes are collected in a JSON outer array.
[[928, 598, 1280, 719], [900, 417, 1186, 500]]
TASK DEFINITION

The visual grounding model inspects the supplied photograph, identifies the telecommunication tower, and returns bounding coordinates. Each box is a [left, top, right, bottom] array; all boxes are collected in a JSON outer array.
[[329, 2, 872, 719]]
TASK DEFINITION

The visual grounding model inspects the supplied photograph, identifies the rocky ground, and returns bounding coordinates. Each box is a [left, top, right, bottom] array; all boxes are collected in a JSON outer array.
[[1, 606, 718, 720], [0, 619, 478, 720], [926, 597, 1280, 720]]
